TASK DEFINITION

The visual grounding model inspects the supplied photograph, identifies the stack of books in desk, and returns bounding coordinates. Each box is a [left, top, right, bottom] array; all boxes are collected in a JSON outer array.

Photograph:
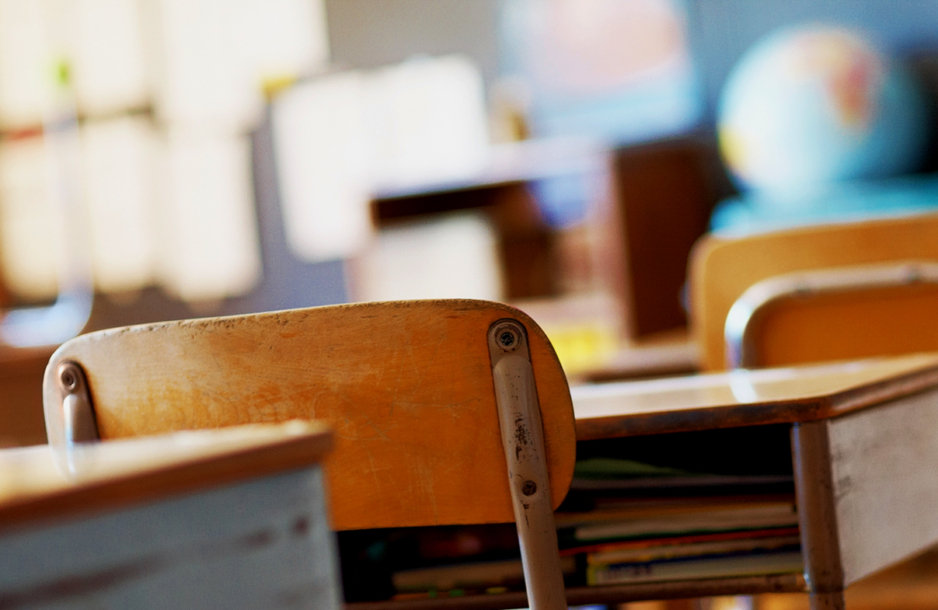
[[558, 456, 801, 587], [339, 426, 803, 602]]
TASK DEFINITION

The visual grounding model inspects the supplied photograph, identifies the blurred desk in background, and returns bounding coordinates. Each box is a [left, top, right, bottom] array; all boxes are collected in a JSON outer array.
[[576, 329, 700, 384], [357, 135, 724, 375]]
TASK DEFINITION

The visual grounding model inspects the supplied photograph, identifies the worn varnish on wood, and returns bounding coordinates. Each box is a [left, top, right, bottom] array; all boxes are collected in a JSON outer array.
[[43, 300, 576, 531], [825, 385, 938, 585], [571, 354, 938, 610], [0, 421, 332, 531], [572, 353, 938, 439], [0, 422, 340, 610], [786, 384, 938, 610]]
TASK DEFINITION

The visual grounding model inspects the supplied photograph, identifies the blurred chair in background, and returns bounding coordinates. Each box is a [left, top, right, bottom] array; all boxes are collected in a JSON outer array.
[[723, 261, 938, 369], [689, 212, 938, 372]]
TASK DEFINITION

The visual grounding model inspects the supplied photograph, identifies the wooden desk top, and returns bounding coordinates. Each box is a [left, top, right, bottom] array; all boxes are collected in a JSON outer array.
[[573, 353, 938, 440], [0, 421, 332, 533]]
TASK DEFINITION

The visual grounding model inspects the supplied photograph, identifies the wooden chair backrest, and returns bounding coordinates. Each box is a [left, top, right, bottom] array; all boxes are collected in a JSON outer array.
[[689, 213, 938, 371], [42, 300, 576, 531], [732, 267, 938, 368]]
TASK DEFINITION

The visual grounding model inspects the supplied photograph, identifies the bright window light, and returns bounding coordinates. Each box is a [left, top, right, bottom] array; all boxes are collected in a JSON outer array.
[[73, 0, 150, 115], [272, 55, 490, 264], [159, 130, 261, 302], [0, 137, 64, 299], [272, 71, 374, 262], [0, 0, 328, 303], [155, 0, 329, 131], [82, 116, 158, 292], [0, 0, 53, 129]]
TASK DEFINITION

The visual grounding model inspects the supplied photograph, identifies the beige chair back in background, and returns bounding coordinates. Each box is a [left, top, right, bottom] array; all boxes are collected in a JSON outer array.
[[723, 261, 938, 368], [689, 213, 938, 371]]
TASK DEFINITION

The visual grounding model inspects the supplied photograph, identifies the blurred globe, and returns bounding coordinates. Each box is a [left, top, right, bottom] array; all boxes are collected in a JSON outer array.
[[718, 25, 930, 197]]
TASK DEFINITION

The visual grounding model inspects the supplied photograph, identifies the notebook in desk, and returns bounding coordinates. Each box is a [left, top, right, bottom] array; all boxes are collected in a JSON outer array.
[[344, 424, 803, 602], [558, 426, 801, 588], [0, 421, 340, 610]]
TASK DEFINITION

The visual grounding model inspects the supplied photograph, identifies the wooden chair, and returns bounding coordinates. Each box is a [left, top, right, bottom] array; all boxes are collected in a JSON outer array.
[[41, 299, 577, 610], [689, 212, 938, 371], [723, 260, 938, 368]]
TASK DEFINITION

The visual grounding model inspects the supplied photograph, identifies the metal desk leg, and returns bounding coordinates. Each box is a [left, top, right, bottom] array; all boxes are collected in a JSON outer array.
[[792, 421, 845, 610]]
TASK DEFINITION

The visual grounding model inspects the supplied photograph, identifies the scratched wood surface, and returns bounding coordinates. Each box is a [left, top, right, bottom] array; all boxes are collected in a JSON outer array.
[[0, 421, 332, 532], [689, 213, 938, 371], [825, 385, 938, 587], [573, 354, 938, 439], [0, 462, 340, 609], [43, 300, 576, 530]]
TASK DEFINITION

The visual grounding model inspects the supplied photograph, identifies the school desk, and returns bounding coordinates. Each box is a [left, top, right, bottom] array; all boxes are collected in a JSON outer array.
[[350, 353, 938, 610], [570, 353, 938, 610], [0, 421, 339, 610]]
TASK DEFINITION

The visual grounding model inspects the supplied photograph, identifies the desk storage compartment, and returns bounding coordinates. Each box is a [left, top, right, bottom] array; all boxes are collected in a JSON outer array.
[[340, 424, 801, 607]]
